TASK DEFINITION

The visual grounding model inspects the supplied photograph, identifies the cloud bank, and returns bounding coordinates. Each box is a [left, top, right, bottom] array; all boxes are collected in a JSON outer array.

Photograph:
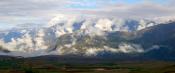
[[0, 0, 175, 29]]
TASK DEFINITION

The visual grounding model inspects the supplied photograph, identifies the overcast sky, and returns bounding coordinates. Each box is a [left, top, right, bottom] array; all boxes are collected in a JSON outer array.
[[0, 0, 175, 29]]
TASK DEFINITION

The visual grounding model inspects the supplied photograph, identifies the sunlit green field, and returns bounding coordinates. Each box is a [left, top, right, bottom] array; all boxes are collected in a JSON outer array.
[[0, 58, 175, 73]]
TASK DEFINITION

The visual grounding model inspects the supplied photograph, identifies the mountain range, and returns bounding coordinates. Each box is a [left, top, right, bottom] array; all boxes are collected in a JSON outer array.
[[0, 14, 175, 60]]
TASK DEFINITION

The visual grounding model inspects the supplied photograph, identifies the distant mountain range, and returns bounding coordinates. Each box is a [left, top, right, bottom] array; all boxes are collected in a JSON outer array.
[[0, 14, 175, 61]]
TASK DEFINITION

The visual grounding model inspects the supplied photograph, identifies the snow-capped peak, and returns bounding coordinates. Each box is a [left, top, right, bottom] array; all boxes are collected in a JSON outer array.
[[47, 14, 145, 36], [1, 14, 175, 57]]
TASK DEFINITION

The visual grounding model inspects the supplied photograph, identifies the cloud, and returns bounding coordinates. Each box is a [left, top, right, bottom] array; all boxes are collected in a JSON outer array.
[[0, 29, 51, 52], [78, 3, 175, 18], [95, 19, 113, 31], [0, 0, 175, 26]]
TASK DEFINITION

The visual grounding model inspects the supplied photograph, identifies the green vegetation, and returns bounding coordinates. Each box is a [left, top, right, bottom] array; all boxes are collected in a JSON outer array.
[[0, 58, 175, 73]]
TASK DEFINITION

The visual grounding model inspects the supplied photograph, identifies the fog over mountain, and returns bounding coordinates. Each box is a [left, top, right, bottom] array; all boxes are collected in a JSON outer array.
[[0, 14, 175, 57]]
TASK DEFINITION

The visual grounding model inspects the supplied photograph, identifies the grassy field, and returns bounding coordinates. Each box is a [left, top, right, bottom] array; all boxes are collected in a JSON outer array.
[[0, 58, 175, 73]]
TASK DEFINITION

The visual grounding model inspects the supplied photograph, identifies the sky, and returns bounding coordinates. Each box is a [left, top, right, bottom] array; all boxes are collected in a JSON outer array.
[[0, 0, 175, 29]]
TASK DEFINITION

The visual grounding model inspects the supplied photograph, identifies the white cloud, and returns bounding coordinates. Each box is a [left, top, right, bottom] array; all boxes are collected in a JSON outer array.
[[0, 29, 51, 52], [79, 3, 175, 18], [95, 19, 113, 31], [0, 0, 175, 27]]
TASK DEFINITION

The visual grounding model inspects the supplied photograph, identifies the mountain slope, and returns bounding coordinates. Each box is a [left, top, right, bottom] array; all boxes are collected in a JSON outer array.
[[0, 14, 175, 57], [50, 21, 175, 60]]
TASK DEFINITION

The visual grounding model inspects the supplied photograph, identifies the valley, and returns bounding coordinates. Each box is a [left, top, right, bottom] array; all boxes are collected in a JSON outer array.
[[1, 56, 175, 73]]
